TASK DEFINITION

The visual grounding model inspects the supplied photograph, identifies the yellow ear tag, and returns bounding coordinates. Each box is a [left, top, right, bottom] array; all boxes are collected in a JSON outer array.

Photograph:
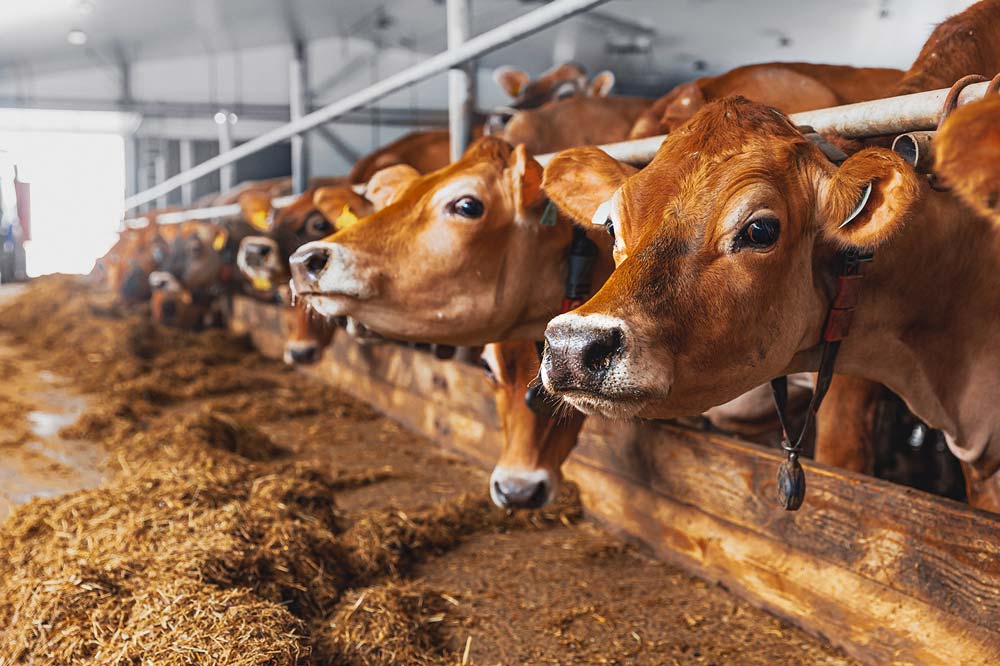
[[213, 229, 228, 251], [250, 210, 269, 231], [251, 275, 273, 291], [334, 204, 359, 230]]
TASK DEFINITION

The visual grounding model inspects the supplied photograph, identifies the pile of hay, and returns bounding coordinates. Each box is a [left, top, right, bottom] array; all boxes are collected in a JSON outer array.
[[0, 276, 583, 664]]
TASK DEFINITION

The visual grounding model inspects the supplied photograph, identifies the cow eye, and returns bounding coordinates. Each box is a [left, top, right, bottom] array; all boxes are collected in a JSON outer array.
[[306, 214, 333, 236], [604, 218, 616, 242], [738, 216, 780, 249], [479, 358, 496, 382], [452, 196, 484, 219]]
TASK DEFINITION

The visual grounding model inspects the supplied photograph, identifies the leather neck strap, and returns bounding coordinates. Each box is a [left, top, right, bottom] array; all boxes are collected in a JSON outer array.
[[770, 128, 874, 511]]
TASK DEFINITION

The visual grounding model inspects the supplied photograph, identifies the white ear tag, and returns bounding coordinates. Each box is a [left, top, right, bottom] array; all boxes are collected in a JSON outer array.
[[839, 182, 874, 229], [590, 200, 613, 227]]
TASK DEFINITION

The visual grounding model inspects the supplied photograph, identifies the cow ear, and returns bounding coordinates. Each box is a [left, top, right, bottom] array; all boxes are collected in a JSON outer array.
[[542, 147, 637, 225], [494, 66, 530, 98], [659, 81, 706, 130], [507, 143, 545, 215], [313, 187, 369, 231], [365, 164, 420, 211], [820, 148, 922, 249], [239, 192, 272, 231], [587, 71, 615, 97]]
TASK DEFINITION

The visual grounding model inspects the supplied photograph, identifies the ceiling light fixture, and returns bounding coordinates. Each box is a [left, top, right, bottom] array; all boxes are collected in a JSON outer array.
[[66, 29, 88, 46]]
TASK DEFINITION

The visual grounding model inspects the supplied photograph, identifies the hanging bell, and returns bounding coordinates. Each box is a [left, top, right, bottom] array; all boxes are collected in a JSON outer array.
[[776, 452, 806, 511]]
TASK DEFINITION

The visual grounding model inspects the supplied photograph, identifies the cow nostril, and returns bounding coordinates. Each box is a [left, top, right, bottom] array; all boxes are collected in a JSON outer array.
[[258, 245, 272, 258], [304, 249, 330, 277], [583, 327, 624, 373], [528, 481, 548, 508]]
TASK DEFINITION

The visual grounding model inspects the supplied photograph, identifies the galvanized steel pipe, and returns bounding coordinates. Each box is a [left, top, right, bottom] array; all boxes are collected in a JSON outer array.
[[124, 0, 609, 211]]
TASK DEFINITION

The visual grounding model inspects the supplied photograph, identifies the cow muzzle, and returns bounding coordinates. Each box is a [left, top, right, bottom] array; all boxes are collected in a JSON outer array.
[[237, 236, 281, 286], [149, 271, 182, 294], [490, 466, 555, 509], [283, 340, 320, 365], [541, 312, 649, 417], [289, 241, 378, 318]]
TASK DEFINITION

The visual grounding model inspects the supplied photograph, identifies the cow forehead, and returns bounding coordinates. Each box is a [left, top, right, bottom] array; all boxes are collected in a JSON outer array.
[[620, 127, 808, 242]]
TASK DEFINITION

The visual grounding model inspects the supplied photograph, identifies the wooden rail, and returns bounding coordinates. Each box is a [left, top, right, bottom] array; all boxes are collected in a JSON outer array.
[[231, 295, 1000, 666]]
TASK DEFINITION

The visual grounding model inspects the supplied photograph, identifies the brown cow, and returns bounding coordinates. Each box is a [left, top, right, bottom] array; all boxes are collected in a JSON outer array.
[[499, 77, 651, 155], [237, 184, 371, 363], [628, 62, 902, 140], [290, 137, 616, 345], [482, 341, 585, 508], [934, 94, 1000, 224], [894, 0, 1000, 95], [539, 97, 1000, 510], [346, 62, 596, 183], [487, 62, 590, 135]]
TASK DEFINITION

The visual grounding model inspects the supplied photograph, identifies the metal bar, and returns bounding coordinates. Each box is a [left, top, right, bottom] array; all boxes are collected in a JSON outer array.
[[447, 0, 476, 162], [154, 144, 168, 209], [124, 0, 609, 210], [179, 139, 195, 205], [0, 96, 452, 126], [290, 42, 309, 195], [216, 114, 235, 193], [536, 80, 996, 167]]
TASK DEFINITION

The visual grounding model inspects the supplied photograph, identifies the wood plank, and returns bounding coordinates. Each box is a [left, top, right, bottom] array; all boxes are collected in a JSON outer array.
[[564, 458, 1000, 666], [571, 418, 1000, 635]]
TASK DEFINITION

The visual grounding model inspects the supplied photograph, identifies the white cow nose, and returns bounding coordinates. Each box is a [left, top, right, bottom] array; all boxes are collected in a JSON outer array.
[[489, 467, 554, 509]]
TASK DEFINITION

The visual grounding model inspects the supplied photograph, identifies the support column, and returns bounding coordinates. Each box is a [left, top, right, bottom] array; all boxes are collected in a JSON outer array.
[[290, 41, 309, 194], [216, 111, 235, 193], [179, 139, 195, 206], [447, 0, 476, 162], [154, 140, 168, 210]]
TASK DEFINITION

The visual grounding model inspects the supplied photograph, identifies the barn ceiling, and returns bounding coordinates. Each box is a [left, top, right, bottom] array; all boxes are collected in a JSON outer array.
[[0, 0, 978, 92]]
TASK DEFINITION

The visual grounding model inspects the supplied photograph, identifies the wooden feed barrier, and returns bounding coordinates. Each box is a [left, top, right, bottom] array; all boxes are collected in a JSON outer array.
[[231, 295, 1000, 666]]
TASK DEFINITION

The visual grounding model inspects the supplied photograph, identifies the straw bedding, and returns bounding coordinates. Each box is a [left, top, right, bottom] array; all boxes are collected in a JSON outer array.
[[0, 276, 581, 665]]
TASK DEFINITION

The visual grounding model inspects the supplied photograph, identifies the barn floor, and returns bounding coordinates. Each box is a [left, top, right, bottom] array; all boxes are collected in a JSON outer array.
[[0, 278, 859, 665]]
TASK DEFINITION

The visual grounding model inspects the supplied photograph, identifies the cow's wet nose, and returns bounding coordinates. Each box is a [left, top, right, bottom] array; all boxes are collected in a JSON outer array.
[[245, 242, 271, 259], [285, 344, 318, 365], [290, 244, 331, 288], [161, 299, 177, 321], [490, 471, 551, 510], [542, 314, 626, 392]]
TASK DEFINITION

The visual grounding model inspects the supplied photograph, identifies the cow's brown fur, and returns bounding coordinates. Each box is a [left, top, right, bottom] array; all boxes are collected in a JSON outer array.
[[501, 95, 653, 155], [629, 63, 902, 140], [484, 341, 585, 504], [934, 94, 1000, 223], [895, 0, 1000, 94]]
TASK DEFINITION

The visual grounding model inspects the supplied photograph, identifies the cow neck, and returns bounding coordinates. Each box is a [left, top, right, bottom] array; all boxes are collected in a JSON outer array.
[[769, 129, 876, 510], [812, 189, 1000, 495], [505, 208, 614, 342]]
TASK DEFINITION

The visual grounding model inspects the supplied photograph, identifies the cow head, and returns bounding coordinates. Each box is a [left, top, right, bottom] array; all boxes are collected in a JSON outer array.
[[539, 97, 922, 419], [109, 218, 175, 303], [237, 186, 370, 295], [482, 341, 584, 509], [486, 62, 590, 134], [289, 137, 590, 345], [497, 72, 636, 154]]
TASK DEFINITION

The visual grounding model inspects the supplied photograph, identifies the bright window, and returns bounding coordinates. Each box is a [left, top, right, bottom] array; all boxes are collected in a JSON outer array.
[[0, 123, 126, 277]]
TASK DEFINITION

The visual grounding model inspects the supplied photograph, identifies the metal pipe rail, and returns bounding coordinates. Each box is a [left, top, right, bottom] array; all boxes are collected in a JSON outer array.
[[128, 80, 995, 227], [124, 0, 609, 211], [535, 80, 996, 166]]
